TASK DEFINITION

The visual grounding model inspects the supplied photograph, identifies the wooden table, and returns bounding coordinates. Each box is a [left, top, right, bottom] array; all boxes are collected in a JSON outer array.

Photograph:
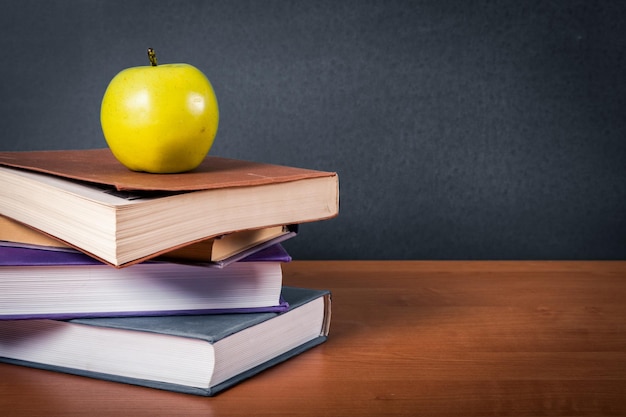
[[2, 261, 626, 416]]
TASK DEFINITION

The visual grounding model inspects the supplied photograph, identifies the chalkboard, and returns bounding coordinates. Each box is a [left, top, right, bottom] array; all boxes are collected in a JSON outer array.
[[1, 1, 624, 259]]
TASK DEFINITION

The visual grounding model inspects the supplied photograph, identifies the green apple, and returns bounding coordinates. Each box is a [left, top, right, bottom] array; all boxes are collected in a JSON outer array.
[[100, 48, 219, 173]]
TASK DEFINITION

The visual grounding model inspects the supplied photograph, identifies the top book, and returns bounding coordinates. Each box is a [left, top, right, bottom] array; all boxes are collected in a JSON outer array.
[[0, 149, 339, 267]]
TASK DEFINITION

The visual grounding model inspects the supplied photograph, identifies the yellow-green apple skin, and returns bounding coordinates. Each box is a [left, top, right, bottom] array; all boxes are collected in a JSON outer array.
[[101, 63, 219, 173]]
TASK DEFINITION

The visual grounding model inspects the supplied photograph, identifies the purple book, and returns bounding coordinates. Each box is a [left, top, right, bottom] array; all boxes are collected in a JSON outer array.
[[0, 244, 291, 320]]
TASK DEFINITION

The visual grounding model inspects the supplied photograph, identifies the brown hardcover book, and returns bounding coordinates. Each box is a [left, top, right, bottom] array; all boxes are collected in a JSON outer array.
[[0, 149, 338, 267], [0, 215, 297, 266], [159, 225, 296, 265], [0, 215, 68, 249]]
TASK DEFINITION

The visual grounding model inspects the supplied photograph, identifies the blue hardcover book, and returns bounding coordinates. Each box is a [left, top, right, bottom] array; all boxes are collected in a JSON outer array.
[[0, 244, 291, 320], [0, 286, 331, 396]]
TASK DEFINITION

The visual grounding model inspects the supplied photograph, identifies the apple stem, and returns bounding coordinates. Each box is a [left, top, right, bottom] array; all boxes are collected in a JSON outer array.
[[147, 48, 158, 66]]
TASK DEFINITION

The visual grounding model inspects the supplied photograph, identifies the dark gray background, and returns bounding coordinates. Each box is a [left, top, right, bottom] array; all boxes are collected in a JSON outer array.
[[1, 1, 625, 260]]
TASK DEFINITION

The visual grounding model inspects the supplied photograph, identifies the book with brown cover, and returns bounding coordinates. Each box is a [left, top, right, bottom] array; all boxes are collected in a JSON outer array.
[[0, 148, 335, 191], [0, 215, 298, 267], [0, 149, 338, 267]]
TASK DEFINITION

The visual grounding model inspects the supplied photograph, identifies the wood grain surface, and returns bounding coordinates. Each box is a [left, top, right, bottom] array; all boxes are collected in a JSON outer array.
[[1, 261, 625, 416]]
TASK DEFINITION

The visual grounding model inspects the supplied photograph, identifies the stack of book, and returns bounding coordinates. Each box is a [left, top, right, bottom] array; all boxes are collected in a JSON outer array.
[[0, 148, 339, 396]]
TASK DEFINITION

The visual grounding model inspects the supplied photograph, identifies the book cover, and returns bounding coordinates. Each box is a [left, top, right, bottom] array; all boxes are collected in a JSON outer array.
[[161, 224, 298, 267], [0, 149, 339, 267], [0, 214, 68, 249], [0, 286, 331, 396], [0, 244, 291, 320], [0, 148, 337, 192]]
